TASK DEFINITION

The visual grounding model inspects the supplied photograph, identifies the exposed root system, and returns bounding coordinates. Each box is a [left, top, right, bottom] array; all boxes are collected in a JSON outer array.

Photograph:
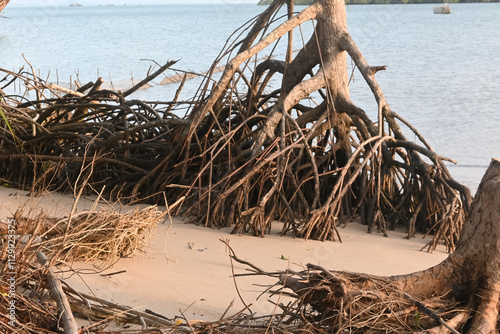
[[0, 0, 472, 251], [1, 0, 499, 332]]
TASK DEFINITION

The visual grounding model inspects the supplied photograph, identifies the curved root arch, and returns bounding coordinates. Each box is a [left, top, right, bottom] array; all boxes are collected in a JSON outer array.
[[166, 0, 471, 251]]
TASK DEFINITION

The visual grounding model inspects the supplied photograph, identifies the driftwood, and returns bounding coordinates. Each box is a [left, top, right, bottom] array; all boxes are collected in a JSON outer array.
[[149, 0, 470, 251], [64, 286, 182, 330], [0, 63, 190, 201], [36, 251, 78, 334]]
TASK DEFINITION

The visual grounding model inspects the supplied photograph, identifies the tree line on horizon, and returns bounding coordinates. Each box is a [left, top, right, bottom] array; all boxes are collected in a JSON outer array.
[[258, 0, 498, 4]]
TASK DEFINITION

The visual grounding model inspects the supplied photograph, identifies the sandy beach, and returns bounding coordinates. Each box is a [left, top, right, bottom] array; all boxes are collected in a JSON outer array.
[[0, 186, 450, 326], [67, 219, 449, 323]]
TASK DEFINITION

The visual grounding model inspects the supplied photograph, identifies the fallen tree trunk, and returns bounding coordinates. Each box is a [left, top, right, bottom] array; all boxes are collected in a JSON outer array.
[[277, 158, 500, 333]]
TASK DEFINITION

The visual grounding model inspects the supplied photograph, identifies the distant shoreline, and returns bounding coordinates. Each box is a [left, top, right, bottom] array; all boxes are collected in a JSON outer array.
[[259, 0, 500, 4]]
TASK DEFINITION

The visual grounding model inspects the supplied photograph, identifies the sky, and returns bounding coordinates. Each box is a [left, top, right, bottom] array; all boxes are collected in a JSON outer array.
[[9, 0, 259, 5]]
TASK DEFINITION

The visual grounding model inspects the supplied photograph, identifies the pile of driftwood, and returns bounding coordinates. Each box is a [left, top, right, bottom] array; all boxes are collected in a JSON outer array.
[[0, 9, 475, 332], [0, 0, 473, 255], [0, 208, 463, 333], [163, 0, 472, 252]]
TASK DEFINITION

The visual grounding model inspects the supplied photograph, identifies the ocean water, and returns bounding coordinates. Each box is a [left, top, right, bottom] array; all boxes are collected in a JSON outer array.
[[1, 3, 499, 193]]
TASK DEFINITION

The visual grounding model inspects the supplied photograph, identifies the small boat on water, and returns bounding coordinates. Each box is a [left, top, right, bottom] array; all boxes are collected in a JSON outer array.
[[70, 3, 83, 7], [434, 2, 451, 14]]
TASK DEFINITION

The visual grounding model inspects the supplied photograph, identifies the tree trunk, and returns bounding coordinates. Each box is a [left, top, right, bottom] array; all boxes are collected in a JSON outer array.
[[278, 158, 500, 333], [0, 0, 10, 14]]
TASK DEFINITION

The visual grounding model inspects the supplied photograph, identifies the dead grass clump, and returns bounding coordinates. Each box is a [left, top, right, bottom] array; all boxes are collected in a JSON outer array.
[[36, 206, 166, 266]]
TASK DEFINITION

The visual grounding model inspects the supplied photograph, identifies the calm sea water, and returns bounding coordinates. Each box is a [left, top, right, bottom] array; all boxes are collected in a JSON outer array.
[[1, 3, 499, 193]]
